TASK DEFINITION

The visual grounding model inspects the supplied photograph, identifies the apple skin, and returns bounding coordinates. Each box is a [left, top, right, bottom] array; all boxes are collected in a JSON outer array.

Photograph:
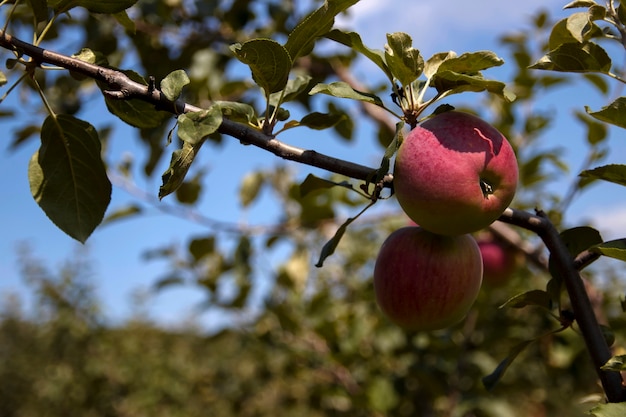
[[476, 238, 517, 287], [393, 111, 518, 236], [373, 226, 483, 331]]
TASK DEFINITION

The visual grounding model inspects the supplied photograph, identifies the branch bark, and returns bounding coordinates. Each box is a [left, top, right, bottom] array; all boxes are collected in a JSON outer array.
[[1, 29, 624, 402]]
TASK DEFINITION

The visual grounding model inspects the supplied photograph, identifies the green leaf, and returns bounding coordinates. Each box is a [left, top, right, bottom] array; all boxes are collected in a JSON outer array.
[[299, 174, 355, 197], [100, 70, 171, 129], [189, 236, 216, 262], [160, 69, 190, 101], [499, 290, 552, 310], [590, 239, 626, 262], [566, 11, 603, 43], [325, 29, 392, 81], [284, 0, 359, 62], [563, 0, 598, 8], [26, 0, 49, 23], [587, 402, 626, 417], [269, 74, 313, 107], [374, 121, 404, 185], [560, 226, 604, 256], [101, 204, 142, 225], [298, 111, 348, 131], [230, 39, 292, 95], [384, 32, 423, 85], [580, 164, 626, 187], [431, 71, 514, 101], [309, 81, 385, 107], [436, 50, 504, 74], [239, 172, 265, 208], [530, 42, 612, 73], [214, 101, 258, 125], [0, 71, 6, 87], [424, 51, 457, 79], [29, 115, 111, 243], [49, 0, 139, 13], [315, 216, 352, 268], [177, 106, 223, 145], [113, 11, 136, 34], [575, 110, 607, 145], [159, 140, 205, 200], [482, 339, 535, 391], [586, 97, 626, 128], [601, 354, 626, 371]]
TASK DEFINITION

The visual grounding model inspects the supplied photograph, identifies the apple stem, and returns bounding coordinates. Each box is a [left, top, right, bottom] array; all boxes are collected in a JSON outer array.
[[498, 207, 626, 403]]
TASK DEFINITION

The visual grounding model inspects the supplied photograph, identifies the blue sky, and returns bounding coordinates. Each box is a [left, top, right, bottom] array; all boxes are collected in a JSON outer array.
[[1, 0, 625, 329]]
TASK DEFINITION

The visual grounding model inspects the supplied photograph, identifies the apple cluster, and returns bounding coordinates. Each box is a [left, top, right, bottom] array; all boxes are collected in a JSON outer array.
[[374, 111, 519, 331]]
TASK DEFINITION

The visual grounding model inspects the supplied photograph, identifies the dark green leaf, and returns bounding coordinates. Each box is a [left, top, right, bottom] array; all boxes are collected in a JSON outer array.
[[309, 81, 385, 107], [315, 217, 352, 268], [177, 106, 223, 145], [563, 0, 598, 8], [432, 71, 514, 101], [101, 204, 142, 225], [49, 0, 138, 13], [499, 290, 552, 310], [384, 32, 423, 85], [113, 11, 136, 34], [436, 51, 504, 74], [230, 39, 292, 95], [284, 0, 359, 61], [586, 97, 626, 128], [26, 0, 49, 23], [100, 70, 171, 129], [189, 236, 216, 262], [575, 111, 607, 145], [160, 69, 190, 101], [530, 42, 612, 73], [153, 276, 185, 291], [298, 111, 348, 130], [560, 226, 604, 257], [239, 172, 265, 208], [29, 115, 111, 243], [590, 239, 626, 262], [325, 29, 392, 81], [580, 164, 626, 187], [299, 174, 355, 197], [587, 402, 626, 417], [159, 140, 205, 200], [565, 11, 602, 43], [482, 339, 535, 391]]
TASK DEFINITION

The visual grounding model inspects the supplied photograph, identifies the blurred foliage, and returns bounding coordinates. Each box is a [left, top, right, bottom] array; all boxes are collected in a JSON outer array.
[[2, 0, 626, 416]]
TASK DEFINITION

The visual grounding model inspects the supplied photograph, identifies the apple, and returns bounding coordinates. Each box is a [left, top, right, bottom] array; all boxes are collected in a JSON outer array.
[[476, 236, 518, 287], [373, 226, 483, 331], [393, 111, 518, 236]]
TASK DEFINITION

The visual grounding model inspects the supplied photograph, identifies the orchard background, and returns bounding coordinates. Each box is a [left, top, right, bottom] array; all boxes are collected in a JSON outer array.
[[2, 0, 626, 416]]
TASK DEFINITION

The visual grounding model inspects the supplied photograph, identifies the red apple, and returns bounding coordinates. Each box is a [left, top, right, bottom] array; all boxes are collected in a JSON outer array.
[[476, 237, 518, 287], [393, 111, 518, 236], [373, 226, 483, 331]]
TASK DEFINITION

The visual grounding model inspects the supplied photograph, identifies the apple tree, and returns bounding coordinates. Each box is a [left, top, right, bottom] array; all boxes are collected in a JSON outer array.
[[1, 0, 626, 415]]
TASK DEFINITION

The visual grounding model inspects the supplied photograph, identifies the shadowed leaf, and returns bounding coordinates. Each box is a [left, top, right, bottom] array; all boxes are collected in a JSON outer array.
[[580, 164, 626, 187], [310, 81, 385, 106], [586, 97, 626, 128], [231, 39, 292, 95]]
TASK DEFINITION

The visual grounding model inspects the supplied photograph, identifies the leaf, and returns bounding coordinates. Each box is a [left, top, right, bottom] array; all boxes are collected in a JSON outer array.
[[284, 0, 359, 61], [159, 140, 205, 200], [575, 111, 607, 145], [160, 69, 190, 101], [101, 204, 142, 225], [309, 81, 385, 106], [0, 70, 6, 87], [563, 0, 598, 8], [239, 172, 265, 208], [373, 121, 403, 185], [298, 111, 348, 131], [436, 50, 504, 74], [499, 290, 553, 310], [29, 115, 111, 243], [431, 71, 514, 101], [601, 354, 626, 371], [100, 70, 171, 129], [424, 51, 457, 79], [325, 29, 392, 81], [565, 11, 603, 43], [230, 39, 292, 95], [590, 239, 626, 262], [315, 217, 352, 268], [530, 42, 612, 73], [269, 74, 313, 107], [214, 101, 258, 125], [585, 97, 626, 128], [384, 32, 423, 85], [113, 11, 136, 34], [580, 164, 626, 187], [587, 402, 626, 417], [299, 174, 355, 197], [49, 0, 139, 14], [177, 106, 223, 145], [26, 0, 49, 23], [189, 236, 216, 262], [482, 339, 535, 391]]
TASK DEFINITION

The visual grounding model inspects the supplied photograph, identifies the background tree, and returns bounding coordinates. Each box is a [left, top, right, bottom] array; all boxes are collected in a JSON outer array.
[[1, 0, 626, 416]]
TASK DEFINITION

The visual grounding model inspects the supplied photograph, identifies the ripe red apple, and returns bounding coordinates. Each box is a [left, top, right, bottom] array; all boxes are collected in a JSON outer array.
[[373, 226, 483, 331], [476, 237, 518, 287], [393, 111, 518, 236]]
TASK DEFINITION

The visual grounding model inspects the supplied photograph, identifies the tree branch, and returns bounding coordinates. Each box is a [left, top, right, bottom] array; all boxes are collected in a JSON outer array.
[[2, 29, 624, 402]]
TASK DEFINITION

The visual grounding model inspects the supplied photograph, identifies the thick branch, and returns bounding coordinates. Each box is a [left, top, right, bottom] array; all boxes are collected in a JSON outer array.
[[0, 29, 391, 187], [499, 208, 626, 402]]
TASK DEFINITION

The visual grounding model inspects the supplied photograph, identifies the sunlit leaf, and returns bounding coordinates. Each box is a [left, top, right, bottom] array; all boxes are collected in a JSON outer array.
[[177, 106, 223, 145], [325, 29, 392, 81], [424, 51, 457, 78], [0, 70, 6, 87], [309, 81, 385, 106], [160, 69, 190, 101], [436, 50, 504, 74], [587, 402, 626, 417], [586, 97, 626, 128], [29, 115, 111, 243], [563, 0, 598, 8], [580, 164, 626, 187], [590, 239, 626, 262], [384, 32, 423, 85], [284, 0, 359, 61], [214, 101, 258, 125], [230, 39, 292, 95], [269, 74, 313, 107]]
